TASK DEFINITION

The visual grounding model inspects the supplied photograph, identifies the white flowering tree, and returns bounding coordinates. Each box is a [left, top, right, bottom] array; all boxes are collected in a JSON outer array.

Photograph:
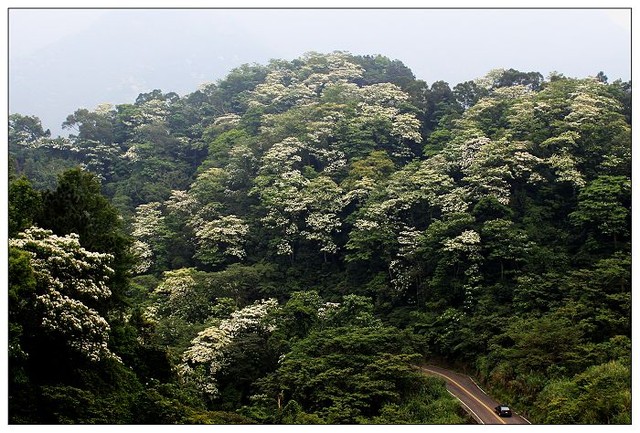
[[149, 267, 217, 323], [457, 137, 545, 204], [350, 82, 423, 158], [248, 52, 363, 113], [178, 299, 280, 398], [253, 138, 310, 259], [442, 229, 482, 262], [9, 226, 119, 363], [346, 155, 460, 266], [245, 53, 424, 262], [145, 167, 253, 269], [254, 140, 349, 260], [191, 215, 250, 266], [130, 202, 167, 273], [508, 77, 630, 181], [300, 175, 346, 257], [182, 167, 251, 267]]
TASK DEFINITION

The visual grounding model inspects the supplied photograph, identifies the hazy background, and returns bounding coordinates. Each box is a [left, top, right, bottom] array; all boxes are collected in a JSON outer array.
[[9, 8, 631, 136]]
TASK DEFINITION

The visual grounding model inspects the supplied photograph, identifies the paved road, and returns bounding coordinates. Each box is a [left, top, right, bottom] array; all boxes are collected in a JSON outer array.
[[420, 365, 530, 425]]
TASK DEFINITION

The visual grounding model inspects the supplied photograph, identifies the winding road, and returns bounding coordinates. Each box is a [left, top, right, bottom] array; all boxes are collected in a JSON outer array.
[[420, 365, 531, 425]]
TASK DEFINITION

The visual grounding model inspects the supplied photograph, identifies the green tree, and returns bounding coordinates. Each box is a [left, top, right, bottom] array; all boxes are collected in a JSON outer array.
[[453, 80, 489, 110], [9, 114, 76, 189], [254, 325, 432, 423], [40, 168, 133, 308], [569, 175, 630, 250], [534, 361, 630, 424], [9, 113, 51, 145], [480, 218, 532, 282], [8, 176, 43, 237]]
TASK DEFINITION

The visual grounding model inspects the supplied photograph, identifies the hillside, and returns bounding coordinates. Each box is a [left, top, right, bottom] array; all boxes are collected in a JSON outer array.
[[8, 52, 631, 424]]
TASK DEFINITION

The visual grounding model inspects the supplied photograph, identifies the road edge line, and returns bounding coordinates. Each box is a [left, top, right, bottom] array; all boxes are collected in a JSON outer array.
[[468, 376, 488, 396], [446, 389, 484, 425], [517, 414, 532, 425]]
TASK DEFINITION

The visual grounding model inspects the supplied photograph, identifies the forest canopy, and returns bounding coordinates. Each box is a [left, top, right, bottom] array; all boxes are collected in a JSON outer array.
[[8, 52, 631, 424]]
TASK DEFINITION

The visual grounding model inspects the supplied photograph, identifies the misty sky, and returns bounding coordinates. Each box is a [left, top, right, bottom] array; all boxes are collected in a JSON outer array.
[[9, 8, 631, 136]]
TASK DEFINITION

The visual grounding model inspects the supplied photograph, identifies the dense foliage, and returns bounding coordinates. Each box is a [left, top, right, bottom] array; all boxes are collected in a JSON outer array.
[[8, 52, 630, 424]]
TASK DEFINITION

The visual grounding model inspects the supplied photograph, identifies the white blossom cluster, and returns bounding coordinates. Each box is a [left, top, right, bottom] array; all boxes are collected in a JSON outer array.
[[303, 212, 340, 254], [131, 202, 165, 239], [439, 187, 472, 214], [177, 326, 231, 396], [165, 189, 199, 215], [473, 68, 507, 90], [221, 298, 279, 335], [258, 158, 347, 256], [317, 301, 341, 319], [301, 176, 346, 254], [249, 68, 316, 111], [121, 99, 170, 129], [458, 137, 491, 170], [452, 135, 548, 204], [37, 289, 115, 362], [192, 215, 250, 264], [213, 113, 242, 127], [442, 229, 484, 310], [130, 202, 166, 274], [442, 230, 481, 253], [547, 152, 586, 187], [491, 85, 531, 100], [226, 143, 259, 187], [122, 145, 139, 162], [511, 78, 627, 189], [253, 53, 421, 154], [397, 227, 422, 258], [249, 52, 364, 111], [540, 131, 585, 187], [348, 156, 463, 259], [146, 171, 248, 269], [437, 308, 465, 336], [354, 207, 393, 238], [33, 137, 77, 152], [305, 111, 346, 145], [178, 299, 280, 397], [56, 98, 177, 175], [247, 54, 425, 259], [389, 259, 412, 294], [540, 131, 580, 151], [565, 80, 621, 127], [462, 274, 481, 311], [259, 138, 304, 176], [10, 226, 118, 362], [353, 84, 423, 156], [298, 51, 364, 93], [73, 139, 122, 180], [154, 268, 198, 307], [343, 177, 378, 204], [131, 240, 153, 274], [406, 158, 461, 210]]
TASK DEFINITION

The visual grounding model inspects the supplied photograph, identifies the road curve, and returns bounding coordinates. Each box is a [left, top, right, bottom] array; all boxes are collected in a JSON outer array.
[[419, 365, 530, 425]]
